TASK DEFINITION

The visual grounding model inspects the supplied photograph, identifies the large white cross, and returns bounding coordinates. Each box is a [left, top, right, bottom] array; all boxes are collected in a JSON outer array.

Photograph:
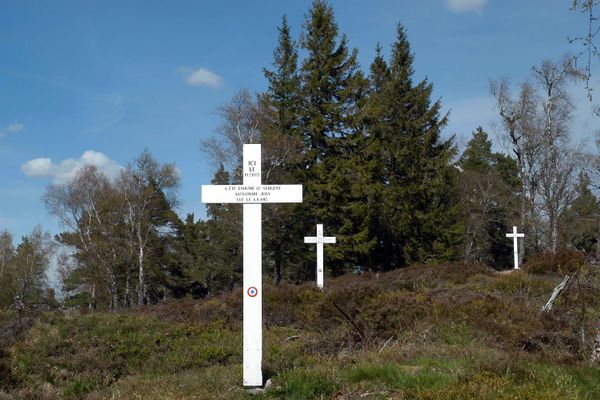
[[201, 144, 302, 387], [304, 224, 336, 289], [506, 225, 525, 270]]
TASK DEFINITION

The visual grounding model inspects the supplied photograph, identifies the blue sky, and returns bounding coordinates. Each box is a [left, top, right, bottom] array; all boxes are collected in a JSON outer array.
[[1, 0, 598, 240]]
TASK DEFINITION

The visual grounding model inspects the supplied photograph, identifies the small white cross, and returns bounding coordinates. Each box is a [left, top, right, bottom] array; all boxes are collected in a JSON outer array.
[[304, 224, 336, 289], [506, 225, 525, 270]]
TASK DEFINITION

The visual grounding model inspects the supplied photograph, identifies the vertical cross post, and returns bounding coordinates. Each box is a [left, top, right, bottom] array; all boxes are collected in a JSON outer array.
[[506, 225, 525, 270], [242, 145, 262, 386], [304, 224, 336, 289]]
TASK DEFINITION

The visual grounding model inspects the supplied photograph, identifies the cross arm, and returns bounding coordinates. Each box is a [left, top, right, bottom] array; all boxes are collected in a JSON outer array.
[[202, 184, 303, 204]]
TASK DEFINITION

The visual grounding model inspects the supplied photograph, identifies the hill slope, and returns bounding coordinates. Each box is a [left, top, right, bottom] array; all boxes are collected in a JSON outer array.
[[2, 262, 600, 399]]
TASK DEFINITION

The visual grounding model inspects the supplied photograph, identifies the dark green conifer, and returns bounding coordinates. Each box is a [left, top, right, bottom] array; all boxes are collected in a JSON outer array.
[[458, 128, 518, 268], [263, 15, 302, 141], [297, 0, 368, 276], [560, 172, 600, 254], [369, 23, 459, 268], [204, 165, 242, 292]]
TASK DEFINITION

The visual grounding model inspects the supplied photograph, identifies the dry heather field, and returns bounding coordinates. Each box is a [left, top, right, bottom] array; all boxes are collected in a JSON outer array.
[[2, 260, 600, 399]]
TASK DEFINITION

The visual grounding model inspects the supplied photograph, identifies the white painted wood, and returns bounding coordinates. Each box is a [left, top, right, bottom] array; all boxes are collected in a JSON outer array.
[[304, 224, 336, 289], [304, 237, 336, 244], [243, 201, 262, 386], [506, 225, 525, 270], [201, 143, 302, 388], [201, 184, 303, 204], [242, 144, 262, 387]]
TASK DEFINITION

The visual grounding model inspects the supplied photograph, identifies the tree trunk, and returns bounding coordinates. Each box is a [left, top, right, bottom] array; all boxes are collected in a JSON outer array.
[[591, 319, 600, 363], [274, 251, 282, 286], [549, 208, 558, 255], [464, 229, 474, 261], [551, 223, 558, 255], [137, 245, 145, 306], [89, 284, 97, 311], [595, 228, 600, 260], [111, 270, 119, 311], [519, 162, 527, 266], [124, 263, 132, 307]]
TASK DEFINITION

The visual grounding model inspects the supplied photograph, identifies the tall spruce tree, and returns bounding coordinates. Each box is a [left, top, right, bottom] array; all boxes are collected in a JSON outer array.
[[357, 44, 393, 271], [263, 15, 302, 143], [367, 23, 459, 268], [299, 0, 365, 163], [298, 0, 368, 276], [262, 15, 306, 284]]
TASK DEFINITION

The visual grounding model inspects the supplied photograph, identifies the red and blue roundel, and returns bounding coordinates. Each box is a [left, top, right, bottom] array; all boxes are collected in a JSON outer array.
[[247, 286, 258, 297]]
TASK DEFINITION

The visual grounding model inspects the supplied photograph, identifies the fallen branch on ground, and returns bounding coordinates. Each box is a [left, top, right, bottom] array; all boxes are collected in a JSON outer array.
[[541, 274, 572, 312]]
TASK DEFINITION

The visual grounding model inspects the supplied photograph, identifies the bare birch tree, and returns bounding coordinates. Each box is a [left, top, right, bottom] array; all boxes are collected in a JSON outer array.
[[201, 89, 261, 182], [490, 78, 541, 256], [116, 151, 179, 306], [202, 89, 303, 184], [44, 166, 125, 310], [11, 226, 54, 311], [491, 57, 583, 254], [533, 58, 583, 253]]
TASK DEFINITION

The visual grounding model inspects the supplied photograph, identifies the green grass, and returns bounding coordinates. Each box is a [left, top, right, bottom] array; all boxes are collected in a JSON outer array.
[[273, 368, 339, 400]]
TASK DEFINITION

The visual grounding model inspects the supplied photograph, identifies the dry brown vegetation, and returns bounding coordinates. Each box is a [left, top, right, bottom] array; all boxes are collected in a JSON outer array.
[[1, 261, 600, 399]]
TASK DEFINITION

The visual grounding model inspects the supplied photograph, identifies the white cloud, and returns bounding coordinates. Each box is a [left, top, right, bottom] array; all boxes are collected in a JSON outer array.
[[0, 122, 24, 138], [21, 150, 122, 184], [445, 0, 487, 13], [182, 67, 223, 88], [21, 158, 54, 177]]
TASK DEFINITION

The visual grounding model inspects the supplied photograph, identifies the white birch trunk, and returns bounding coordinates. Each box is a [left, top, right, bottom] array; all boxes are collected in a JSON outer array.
[[137, 244, 145, 306]]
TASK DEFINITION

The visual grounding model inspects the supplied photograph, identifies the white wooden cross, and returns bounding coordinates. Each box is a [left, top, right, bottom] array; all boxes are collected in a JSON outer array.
[[304, 224, 336, 289], [506, 225, 525, 270], [201, 144, 302, 387]]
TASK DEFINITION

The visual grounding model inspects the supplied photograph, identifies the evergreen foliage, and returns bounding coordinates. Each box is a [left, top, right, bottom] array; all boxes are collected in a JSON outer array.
[[458, 128, 519, 268], [263, 15, 302, 143], [559, 172, 600, 254], [360, 24, 459, 269], [295, 0, 368, 276]]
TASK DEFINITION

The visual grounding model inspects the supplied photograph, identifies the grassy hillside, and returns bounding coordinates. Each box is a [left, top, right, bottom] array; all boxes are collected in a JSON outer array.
[[2, 262, 600, 399]]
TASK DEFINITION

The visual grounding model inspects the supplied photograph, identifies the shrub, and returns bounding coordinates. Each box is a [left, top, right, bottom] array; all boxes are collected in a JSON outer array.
[[523, 250, 586, 275]]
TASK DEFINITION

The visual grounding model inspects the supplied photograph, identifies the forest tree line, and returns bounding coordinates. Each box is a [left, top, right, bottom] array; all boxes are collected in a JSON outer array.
[[1, 0, 600, 311]]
